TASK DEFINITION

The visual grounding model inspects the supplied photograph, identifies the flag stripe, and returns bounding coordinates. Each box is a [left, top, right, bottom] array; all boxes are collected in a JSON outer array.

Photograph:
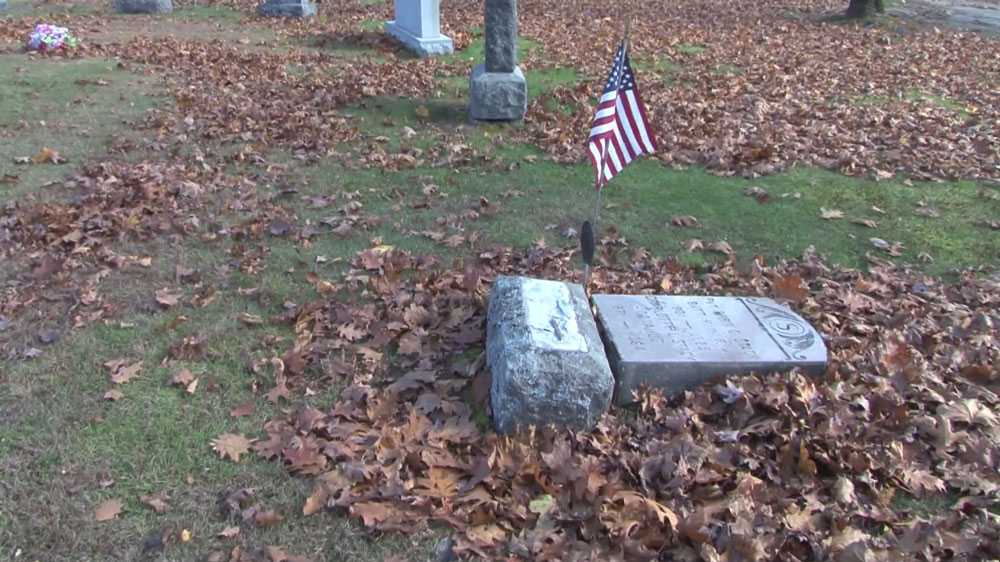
[[587, 41, 658, 190], [617, 99, 644, 156], [626, 89, 656, 153]]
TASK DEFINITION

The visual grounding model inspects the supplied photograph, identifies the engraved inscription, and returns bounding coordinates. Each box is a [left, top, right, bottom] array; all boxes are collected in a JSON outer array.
[[744, 300, 816, 360], [597, 296, 774, 362], [522, 278, 588, 352], [592, 294, 828, 405]]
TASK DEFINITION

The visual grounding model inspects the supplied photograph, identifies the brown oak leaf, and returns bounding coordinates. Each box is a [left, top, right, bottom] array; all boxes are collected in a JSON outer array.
[[212, 433, 254, 463]]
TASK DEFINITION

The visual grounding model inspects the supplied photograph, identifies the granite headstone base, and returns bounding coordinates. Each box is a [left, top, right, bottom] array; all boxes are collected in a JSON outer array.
[[593, 295, 828, 404], [258, 0, 316, 18], [385, 20, 454, 57], [116, 0, 172, 14], [469, 64, 527, 121], [487, 276, 614, 433]]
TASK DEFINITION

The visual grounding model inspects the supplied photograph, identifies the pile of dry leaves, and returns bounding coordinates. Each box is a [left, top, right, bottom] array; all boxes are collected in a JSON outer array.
[[252, 241, 999, 560], [147, 0, 999, 180]]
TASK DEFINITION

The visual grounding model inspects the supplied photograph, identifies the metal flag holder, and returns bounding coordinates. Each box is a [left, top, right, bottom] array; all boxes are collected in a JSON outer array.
[[581, 20, 631, 293]]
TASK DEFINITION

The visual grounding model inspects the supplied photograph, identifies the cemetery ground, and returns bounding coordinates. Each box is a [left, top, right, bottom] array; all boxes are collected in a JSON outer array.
[[1, 0, 998, 560]]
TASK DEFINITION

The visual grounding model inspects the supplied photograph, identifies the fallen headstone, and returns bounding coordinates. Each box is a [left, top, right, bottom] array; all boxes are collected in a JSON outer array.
[[469, 0, 527, 121], [487, 276, 614, 433], [257, 0, 316, 18], [116, 0, 173, 14], [385, 0, 454, 57], [593, 295, 827, 404]]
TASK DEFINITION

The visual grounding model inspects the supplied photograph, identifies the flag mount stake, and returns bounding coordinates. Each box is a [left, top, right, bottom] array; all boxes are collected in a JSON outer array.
[[582, 19, 631, 293]]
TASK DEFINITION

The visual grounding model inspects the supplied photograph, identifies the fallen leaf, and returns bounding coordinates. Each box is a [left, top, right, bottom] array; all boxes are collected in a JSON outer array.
[[820, 207, 844, 220], [170, 368, 195, 387], [212, 433, 254, 462], [238, 313, 264, 326], [103, 389, 124, 401], [140, 491, 171, 514], [939, 399, 996, 427], [850, 218, 879, 229], [230, 402, 255, 418], [671, 215, 700, 228], [108, 360, 143, 385], [708, 240, 734, 256], [772, 274, 808, 302], [180, 529, 192, 543], [95, 499, 123, 521], [217, 526, 240, 540], [155, 289, 181, 308], [32, 146, 63, 164], [254, 510, 284, 527], [744, 186, 770, 202], [833, 477, 856, 505]]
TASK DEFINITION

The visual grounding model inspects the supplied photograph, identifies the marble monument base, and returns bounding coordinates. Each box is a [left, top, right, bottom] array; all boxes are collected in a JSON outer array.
[[385, 20, 454, 57]]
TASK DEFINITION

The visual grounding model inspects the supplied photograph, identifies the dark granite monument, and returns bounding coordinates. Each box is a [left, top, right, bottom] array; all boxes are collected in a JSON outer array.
[[469, 0, 527, 121], [258, 0, 316, 18], [116, 0, 173, 14]]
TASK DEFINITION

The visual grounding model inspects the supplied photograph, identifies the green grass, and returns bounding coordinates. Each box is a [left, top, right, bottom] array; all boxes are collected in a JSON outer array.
[[852, 89, 972, 119], [0, 0, 99, 17], [259, 138, 999, 276], [172, 4, 246, 23], [2, 17, 998, 562], [0, 240, 438, 560], [676, 42, 708, 55], [359, 18, 383, 33], [0, 56, 161, 204], [441, 36, 543, 66], [712, 64, 744, 76]]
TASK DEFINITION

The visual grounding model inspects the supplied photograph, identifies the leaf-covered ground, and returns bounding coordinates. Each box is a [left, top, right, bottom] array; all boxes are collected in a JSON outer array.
[[0, 0, 998, 560]]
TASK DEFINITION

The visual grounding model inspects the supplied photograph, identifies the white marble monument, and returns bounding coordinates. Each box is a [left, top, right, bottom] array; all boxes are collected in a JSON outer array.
[[385, 0, 454, 57]]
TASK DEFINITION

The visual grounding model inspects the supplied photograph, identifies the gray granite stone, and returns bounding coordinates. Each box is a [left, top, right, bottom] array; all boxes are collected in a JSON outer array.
[[469, 64, 527, 121], [487, 276, 614, 433], [116, 0, 172, 14], [593, 295, 828, 404], [484, 0, 517, 73], [258, 0, 316, 18]]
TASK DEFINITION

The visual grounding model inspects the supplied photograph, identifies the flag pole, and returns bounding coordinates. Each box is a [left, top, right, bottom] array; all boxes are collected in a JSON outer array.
[[582, 19, 631, 293]]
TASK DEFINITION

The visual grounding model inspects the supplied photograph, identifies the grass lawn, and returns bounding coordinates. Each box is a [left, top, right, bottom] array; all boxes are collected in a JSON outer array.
[[1, 1, 998, 560]]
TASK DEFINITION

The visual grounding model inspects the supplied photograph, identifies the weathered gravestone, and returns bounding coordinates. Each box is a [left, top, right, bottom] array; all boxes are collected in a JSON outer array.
[[116, 0, 172, 14], [258, 0, 316, 18], [593, 295, 828, 404], [469, 0, 527, 121], [385, 0, 454, 57], [486, 276, 614, 433]]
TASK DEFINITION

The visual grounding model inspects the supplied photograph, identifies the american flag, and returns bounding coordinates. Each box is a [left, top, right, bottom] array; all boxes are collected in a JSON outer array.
[[588, 41, 657, 189]]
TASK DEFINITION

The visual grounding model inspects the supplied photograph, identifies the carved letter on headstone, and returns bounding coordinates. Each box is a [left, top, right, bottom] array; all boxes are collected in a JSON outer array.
[[470, 0, 528, 121]]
